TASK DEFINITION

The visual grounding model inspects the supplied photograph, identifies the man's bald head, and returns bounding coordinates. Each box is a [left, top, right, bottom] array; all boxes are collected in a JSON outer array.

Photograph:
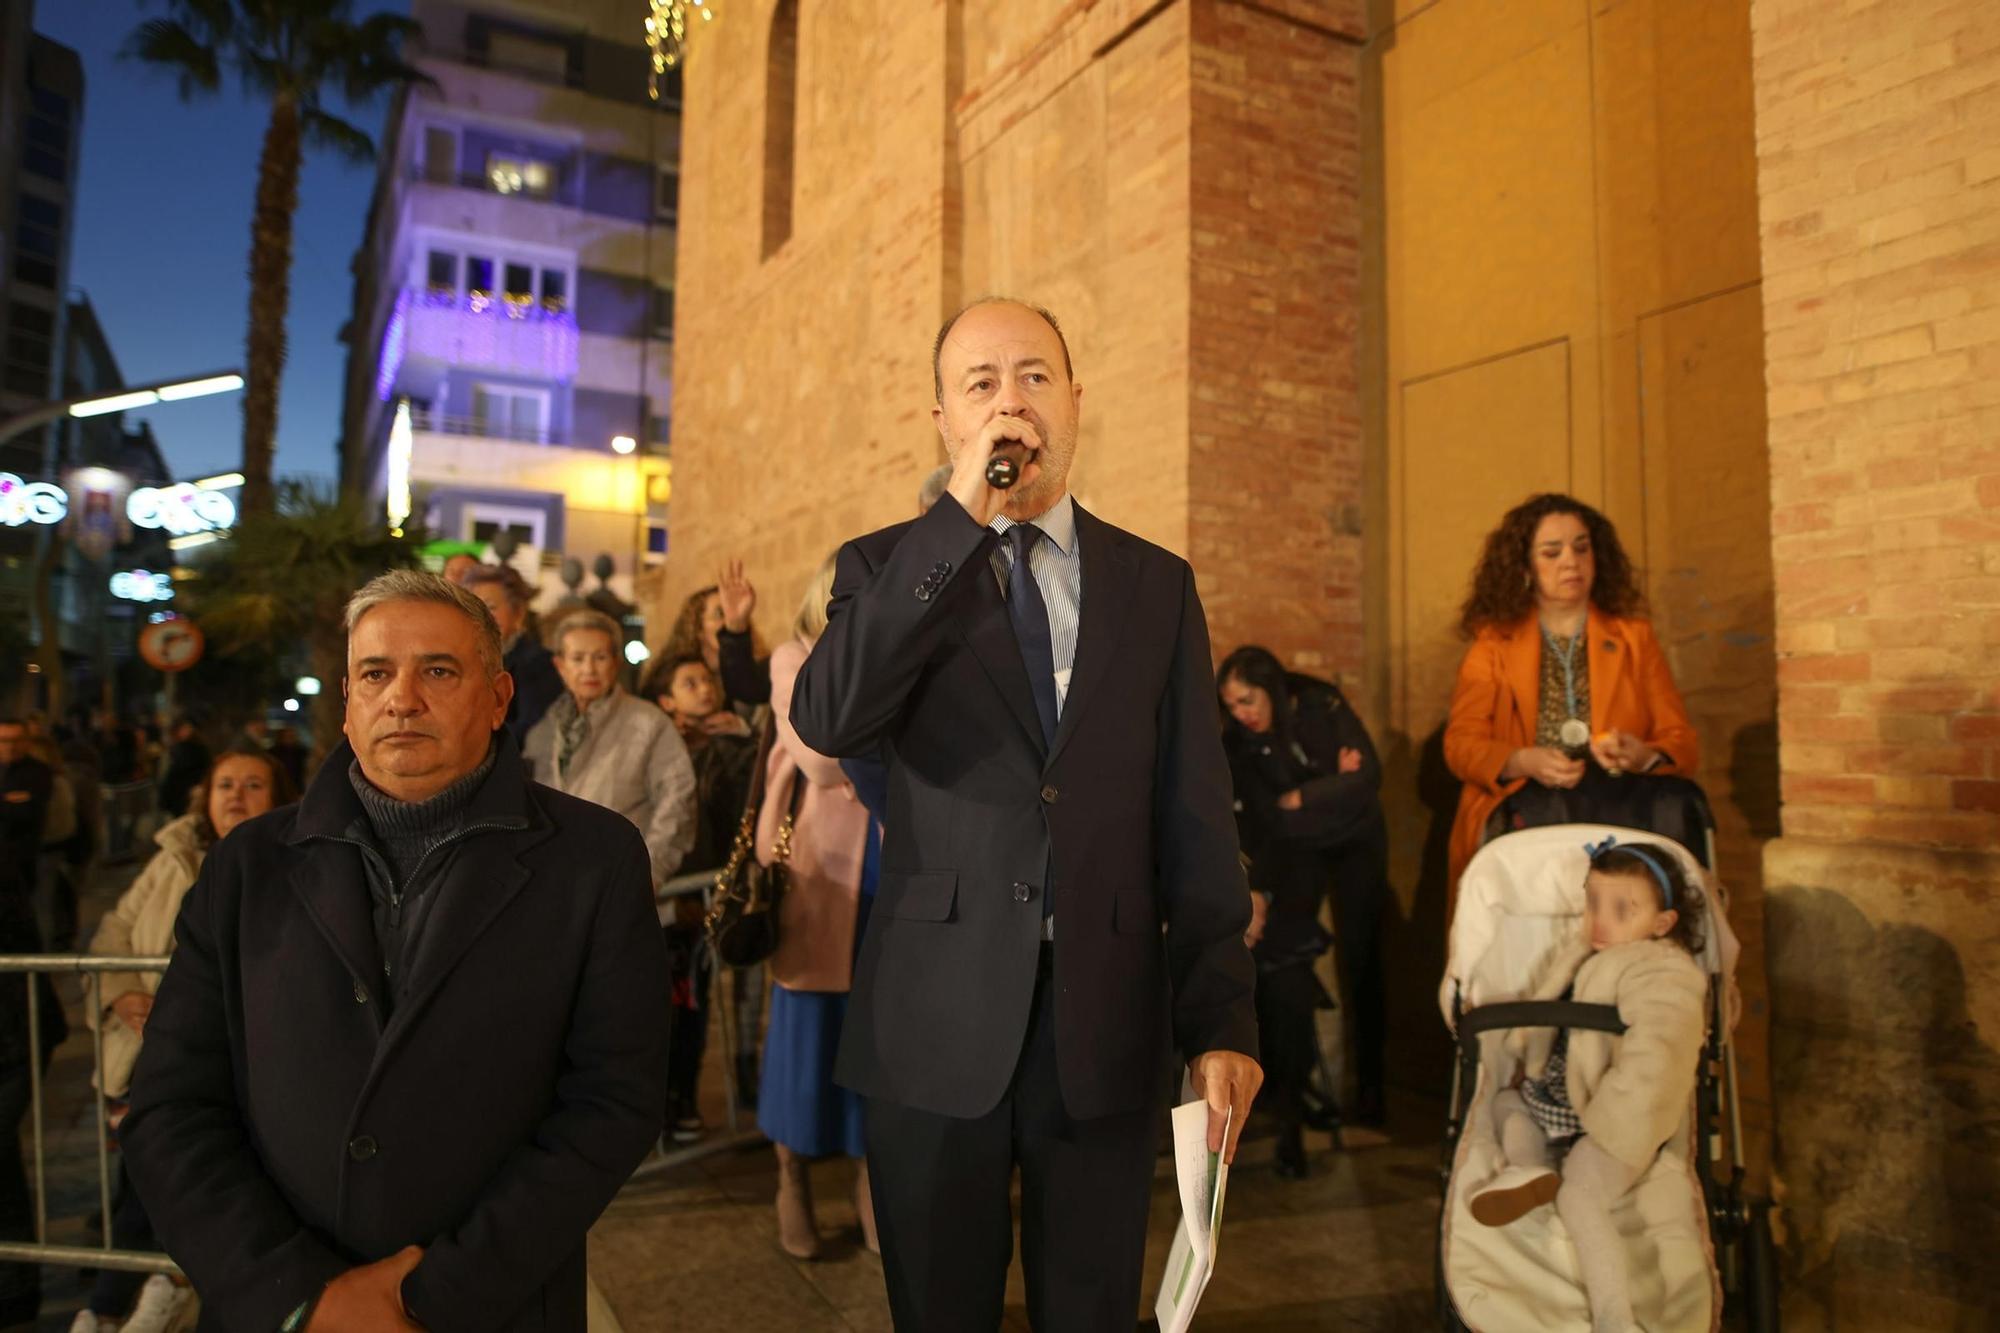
[[932, 298, 1073, 403]]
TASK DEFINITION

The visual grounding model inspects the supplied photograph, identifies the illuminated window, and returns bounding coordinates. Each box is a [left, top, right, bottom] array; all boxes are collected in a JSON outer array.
[[487, 155, 555, 199]]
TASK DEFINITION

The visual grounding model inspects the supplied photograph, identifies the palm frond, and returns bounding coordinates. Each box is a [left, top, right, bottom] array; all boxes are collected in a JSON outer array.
[[302, 108, 375, 165], [120, 18, 223, 101]]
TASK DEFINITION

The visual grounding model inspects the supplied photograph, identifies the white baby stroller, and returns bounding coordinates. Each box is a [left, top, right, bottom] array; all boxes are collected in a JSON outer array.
[[1435, 814, 1779, 1332]]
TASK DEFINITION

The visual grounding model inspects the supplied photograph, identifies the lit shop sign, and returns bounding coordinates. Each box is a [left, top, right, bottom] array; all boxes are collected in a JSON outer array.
[[0, 472, 68, 526], [110, 570, 175, 603], [128, 484, 237, 535]]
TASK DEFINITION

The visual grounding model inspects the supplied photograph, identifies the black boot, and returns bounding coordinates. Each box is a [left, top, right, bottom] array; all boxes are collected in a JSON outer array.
[[1274, 1122, 1308, 1180]]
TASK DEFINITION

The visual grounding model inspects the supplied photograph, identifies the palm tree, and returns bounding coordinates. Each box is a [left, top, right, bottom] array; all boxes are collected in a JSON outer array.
[[183, 481, 424, 770], [125, 0, 429, 518]]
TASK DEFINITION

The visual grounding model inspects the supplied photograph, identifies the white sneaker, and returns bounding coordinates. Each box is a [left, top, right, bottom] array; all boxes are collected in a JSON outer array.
[[120, 1273, 192, 1333]]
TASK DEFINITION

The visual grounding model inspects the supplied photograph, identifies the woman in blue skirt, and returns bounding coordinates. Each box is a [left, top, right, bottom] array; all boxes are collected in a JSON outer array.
[[757, 554, 879, 1259]]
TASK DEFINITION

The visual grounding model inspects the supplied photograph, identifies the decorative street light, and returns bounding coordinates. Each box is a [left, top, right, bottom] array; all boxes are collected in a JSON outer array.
[[0, 369, 245, 442]]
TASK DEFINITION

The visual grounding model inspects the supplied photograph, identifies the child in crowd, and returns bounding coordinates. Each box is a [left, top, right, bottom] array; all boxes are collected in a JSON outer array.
[[1470, 839, 1709, 1333], [649, 655, 761, 1142]]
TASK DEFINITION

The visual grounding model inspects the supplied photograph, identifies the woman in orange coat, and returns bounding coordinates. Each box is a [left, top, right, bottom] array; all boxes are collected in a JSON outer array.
[[1444, 494, 1699, 905]]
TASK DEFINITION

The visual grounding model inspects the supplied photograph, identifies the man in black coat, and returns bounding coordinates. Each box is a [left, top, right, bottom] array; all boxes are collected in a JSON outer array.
[[122, 571, 669, 1333], [156, 715, 210, 821], [791, 298, 1262, 1331], [463, 563, 565, 749]]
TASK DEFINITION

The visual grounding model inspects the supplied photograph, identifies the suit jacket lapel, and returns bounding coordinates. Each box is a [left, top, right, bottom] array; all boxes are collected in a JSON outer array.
[[1046, 505, 1139, 769], [957, 560, 1050, 757]]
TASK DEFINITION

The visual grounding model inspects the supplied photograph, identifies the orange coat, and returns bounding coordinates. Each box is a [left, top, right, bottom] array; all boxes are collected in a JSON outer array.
[[1443, 610, 1699, 896]]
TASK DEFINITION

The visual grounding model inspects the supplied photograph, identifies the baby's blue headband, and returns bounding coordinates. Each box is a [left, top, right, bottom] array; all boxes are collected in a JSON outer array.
[[1584, 835, 1677, 910]]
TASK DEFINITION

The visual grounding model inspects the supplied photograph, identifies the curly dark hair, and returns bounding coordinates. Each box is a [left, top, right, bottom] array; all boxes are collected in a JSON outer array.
[[659, 586, 721, 666], [1457, 493, 1646, 638], [1588, 844, 1707, 957]]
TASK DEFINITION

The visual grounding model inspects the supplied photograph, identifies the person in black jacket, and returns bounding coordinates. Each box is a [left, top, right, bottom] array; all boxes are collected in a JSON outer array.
[[1220, 646, 1391, 1173], [155, 716, 209, 820], [463, 563, 564, 748], [121, 571, 668, 1333], [792, 298, 1261, 1330]]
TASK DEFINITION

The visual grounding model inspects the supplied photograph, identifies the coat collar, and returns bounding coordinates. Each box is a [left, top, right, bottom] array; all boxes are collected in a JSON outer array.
[[285, 733, 539, 997]]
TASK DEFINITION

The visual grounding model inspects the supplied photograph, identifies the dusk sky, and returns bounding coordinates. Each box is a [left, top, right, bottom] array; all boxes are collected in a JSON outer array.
[[37, 0, 408, 486]]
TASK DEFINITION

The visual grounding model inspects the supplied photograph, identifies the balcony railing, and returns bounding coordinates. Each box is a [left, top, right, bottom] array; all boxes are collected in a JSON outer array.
[[376, 288, 580, 397], [409, 407, 573, 447], [407, 165, 580, 209]]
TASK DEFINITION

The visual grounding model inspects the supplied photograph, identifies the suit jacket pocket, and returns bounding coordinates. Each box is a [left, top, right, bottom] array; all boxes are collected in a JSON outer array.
[[880, 871, 959, 922], [1113, 888, 1157, 935]]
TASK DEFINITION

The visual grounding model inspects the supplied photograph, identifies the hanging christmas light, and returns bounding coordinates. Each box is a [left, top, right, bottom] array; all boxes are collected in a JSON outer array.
[[646, 0, 714, 99]]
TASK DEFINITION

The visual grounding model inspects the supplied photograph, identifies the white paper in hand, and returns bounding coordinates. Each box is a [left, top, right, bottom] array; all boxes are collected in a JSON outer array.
[[1153, 1099, 1230, 1333]]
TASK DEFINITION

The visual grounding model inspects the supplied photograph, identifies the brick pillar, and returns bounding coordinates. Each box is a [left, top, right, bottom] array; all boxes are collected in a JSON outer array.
[[1750, 0, 2000, 1324], [1188, 0, 1364, 679]]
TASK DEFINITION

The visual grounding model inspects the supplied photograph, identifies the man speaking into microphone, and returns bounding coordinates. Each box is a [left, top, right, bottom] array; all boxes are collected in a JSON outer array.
[[791, 297, 1262, 1330]]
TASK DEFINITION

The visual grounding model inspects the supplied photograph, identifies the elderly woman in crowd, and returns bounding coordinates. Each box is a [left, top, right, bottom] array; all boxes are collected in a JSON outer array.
[[1443, 493, 1699, 908], [76, 747, 296, 1333], [527, 609, 697, 1135], [527, 608, 697, 888], [463, 563, 563, 747]]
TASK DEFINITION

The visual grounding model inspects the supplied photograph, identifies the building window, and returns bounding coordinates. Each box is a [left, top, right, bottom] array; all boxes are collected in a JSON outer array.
[[648, 413, 670, 444], [484, 28, 571, 84], [465, 502, 547, 549], [487, 154, 555, 199], [655, 166, 679, 225], [763, 0, 797, 258], [13, 252, 55, 289], [470, 383, 550, 443], [4, 300, 53, 396], [467, 256, 496, 298], [540, 268, 567, 312], [15, 194, 61, 261], [651, 287, 674, 340], [422, 125, 458, 184], [504, 262, 535, 305], [426, 250, 459, 294], [23, 88, 68, 182]]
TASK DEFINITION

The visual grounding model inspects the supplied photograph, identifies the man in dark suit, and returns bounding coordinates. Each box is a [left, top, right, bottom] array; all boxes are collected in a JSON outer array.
[[791, 298, 1263, 1331], [122, 571, 668, 1333]]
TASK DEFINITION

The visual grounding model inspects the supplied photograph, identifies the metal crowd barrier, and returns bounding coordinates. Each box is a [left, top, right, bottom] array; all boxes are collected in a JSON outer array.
[[0, 878, 751, 1274], [0, 953, 179, 1276]]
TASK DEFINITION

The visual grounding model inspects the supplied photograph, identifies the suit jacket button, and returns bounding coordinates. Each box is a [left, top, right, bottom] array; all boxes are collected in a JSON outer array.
[[1012, 881, 1032, 903], [1040, 785, 1059, 804], [353, 981, 368, 1004], [348, 1135, 378, 1162], [914, 584, 933, 602], [933, 561, 951, 576]]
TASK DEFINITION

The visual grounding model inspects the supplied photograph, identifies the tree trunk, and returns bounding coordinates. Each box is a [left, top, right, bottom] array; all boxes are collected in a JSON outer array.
[[241, 93, 304, 520]]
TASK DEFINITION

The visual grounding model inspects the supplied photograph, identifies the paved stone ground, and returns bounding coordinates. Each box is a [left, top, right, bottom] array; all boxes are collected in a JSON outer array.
[[591, 1102, 1445, 1332]]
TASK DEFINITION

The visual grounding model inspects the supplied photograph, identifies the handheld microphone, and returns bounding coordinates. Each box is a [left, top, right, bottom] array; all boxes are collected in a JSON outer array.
[[986, 442, 1029, 490]]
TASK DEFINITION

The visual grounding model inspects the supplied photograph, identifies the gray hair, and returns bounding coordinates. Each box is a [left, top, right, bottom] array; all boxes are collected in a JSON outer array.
[[548, 608, 624, 655], [917, 463, 952, 513], [343, 570, 504, 680]]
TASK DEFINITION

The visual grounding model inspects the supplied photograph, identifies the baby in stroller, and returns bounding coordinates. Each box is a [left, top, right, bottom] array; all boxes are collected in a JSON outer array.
[[1469, 838, 1708, 1333]]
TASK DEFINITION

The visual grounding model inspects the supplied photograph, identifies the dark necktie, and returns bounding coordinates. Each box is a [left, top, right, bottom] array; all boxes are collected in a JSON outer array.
[[1007, 523, 1059, 749]]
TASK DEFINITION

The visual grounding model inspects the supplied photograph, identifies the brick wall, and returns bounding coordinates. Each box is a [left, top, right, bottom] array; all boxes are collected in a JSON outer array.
[[1189, 1, 1364, 678], [659, 0, 1367, 683], [1750, 0, 2000, 1323]]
